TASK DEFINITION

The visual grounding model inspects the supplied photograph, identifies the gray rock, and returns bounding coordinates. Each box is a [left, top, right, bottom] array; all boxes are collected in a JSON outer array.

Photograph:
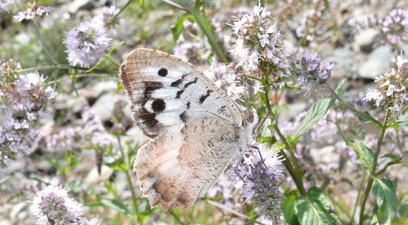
[[358, 45, 392, 79], [353, 28, 379, 52], [328, 47, 357, 78], [91, 93, 127, 121]]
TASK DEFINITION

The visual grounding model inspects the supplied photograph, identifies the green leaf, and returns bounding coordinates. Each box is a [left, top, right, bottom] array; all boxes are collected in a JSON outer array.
[[282, 190, 300, 225], [293, 81, 345, 142], [293, 97, 333, 142], [323, 0, 330, 9], [337, 126, 374, 170], [295, 187, 341, 225], [350, 109, 382, 128], [191, 9, 228, 63], [170, 13, 192, 42], [372, 177, 398, 225], [346, 141, 374, 170], [391, 119, 408, 130], [399, 202, 408, 217], [101, 199, 130, 215]]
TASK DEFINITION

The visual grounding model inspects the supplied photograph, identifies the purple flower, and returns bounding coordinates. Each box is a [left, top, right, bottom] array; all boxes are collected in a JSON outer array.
[[293, 51, 334, 91], [64, 19, 112, 68], [228, 143, 282, 220], [382, 8, 408, 45], [46, 106, 115, 153], [31, 185, 99, 225], [0, 70, 54, 166]]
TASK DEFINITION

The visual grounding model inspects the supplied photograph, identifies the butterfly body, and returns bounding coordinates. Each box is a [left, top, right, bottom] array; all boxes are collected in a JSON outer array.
[[120, 48, 253, 210]]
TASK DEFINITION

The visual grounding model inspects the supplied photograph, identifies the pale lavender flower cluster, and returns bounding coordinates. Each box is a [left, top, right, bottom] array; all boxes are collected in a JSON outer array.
[[293, 51, 334, 91], [82, 106, 116, 148], [0, 70, 54, 166], [364, 55, 408, 115], [349, 8, 408, 46], [46, 107, 115, 152], [13, 2, 53, 22], [64, 6, 119, 68], [382, 8, 408, 45], [0, 0, 13, 12], [64, 20, 112, 68], [31, 185, 99, 225], [231, 5, 288, 75], [228, 144, 282, 220]]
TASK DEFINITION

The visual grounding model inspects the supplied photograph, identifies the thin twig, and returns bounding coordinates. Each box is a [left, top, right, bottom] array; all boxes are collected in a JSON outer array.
[[207, 200, 267, 225]]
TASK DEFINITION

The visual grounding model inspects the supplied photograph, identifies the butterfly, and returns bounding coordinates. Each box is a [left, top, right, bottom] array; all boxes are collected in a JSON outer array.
[[120, 48, 255, 211]]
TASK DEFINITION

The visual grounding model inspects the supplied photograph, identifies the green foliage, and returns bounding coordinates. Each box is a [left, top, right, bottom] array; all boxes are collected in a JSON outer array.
[[292, 80, 345, 143], [372, 177, 398, 225], [170, 13, 194, 42], [282, 190, 300, 225], [294, 187, 342, 225]]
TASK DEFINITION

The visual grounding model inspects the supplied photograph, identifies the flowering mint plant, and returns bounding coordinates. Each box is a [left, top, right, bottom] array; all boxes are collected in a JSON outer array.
[[0, 0, 407, 225], [0, 61, 54, 166]]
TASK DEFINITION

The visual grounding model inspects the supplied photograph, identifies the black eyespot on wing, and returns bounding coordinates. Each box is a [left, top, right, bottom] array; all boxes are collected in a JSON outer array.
[[152, 99, 166, 112], [186, 102, 190, 109], [158, 68, 168, 77]]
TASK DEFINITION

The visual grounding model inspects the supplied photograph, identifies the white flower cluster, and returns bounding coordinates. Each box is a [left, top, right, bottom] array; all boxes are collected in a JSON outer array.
[[0, 69, 55, 166], [0, 0, 13, 12], [13, 2, 53, 22], [204, 63, 246, 102], [364, 55, 408, 115], [231, 5, 288, 75]]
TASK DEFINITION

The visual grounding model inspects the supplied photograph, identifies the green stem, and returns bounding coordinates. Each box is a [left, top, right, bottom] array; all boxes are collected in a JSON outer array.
[[358, 109, 391, 225], [262, 75, 306, 195], [108, 0, 133, 25], [32, 20, 57, 65], [191, 9, 228, 63], [117, 136, 141, 224], [350, 173, 367, 224]]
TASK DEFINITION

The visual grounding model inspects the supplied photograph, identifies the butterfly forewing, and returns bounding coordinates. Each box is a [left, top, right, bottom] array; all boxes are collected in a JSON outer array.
[[120, 48, 242, 137]]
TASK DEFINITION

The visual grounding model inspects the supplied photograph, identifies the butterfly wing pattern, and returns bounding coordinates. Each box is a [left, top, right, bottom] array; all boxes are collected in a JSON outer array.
[[120, 48, 251, 210]]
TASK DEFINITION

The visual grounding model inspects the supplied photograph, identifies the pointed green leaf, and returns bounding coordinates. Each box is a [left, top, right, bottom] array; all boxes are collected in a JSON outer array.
[[170, 13, 192, 42], [372, 177, 398, 225], [282, 190, 300, 225], [295, 187, 342, 225], [293, 81, 345, 142], [337, 126, 374, 170], [101, 199, 130, 215]]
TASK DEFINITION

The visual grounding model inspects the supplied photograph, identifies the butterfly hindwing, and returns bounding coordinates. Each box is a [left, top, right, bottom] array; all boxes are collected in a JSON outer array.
[[134, 118, 241, 210], [120, 48, 242, 137]]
